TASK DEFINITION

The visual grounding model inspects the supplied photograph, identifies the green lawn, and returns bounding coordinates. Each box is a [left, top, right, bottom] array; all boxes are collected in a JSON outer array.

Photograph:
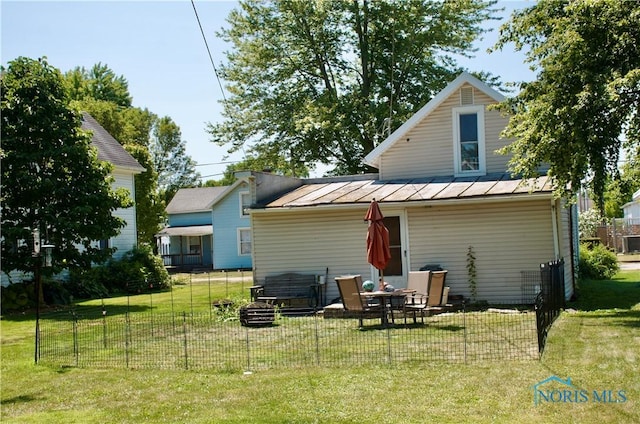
[[1, 270, 639, 423]]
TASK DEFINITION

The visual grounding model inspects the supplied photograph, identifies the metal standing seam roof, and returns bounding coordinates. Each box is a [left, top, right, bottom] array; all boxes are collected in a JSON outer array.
[[265, 173, 553, 208], [80, 112, 146, 172]]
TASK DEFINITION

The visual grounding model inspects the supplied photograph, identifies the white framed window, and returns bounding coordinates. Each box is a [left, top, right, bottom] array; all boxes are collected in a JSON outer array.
[[237, 228, 252, 256], [99, 238, 110, 251], [453, 105, 485, 176], [188, 236, 201, 255], [239, 191, 251, 217]]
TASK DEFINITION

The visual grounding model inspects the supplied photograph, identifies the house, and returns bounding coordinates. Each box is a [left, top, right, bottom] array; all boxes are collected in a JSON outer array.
[[1, 112, 145, 285], [158, 171, 300, 271], [622, 189, 640, 220], [621, 189, 640, 253], [81, 112, 145, 259], [248, 72, 578, 305], [157, 186, 225, 270]]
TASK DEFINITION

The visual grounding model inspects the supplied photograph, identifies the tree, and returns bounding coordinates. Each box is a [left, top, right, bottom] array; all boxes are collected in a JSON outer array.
[[1, 57, 131, 278], [64, 63, 132, 108], [205, 155, 309, 187], [150, 116, 201, 205], [494, 0, 640, 212], [65, 66, 199, 246], [209, 0, 499, 175], [71, 98, 165, 247]]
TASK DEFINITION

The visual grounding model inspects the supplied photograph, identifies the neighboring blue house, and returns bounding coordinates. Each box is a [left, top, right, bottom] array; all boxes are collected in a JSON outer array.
[[158, 171, 300, 271], [158, 186, 224, 271]]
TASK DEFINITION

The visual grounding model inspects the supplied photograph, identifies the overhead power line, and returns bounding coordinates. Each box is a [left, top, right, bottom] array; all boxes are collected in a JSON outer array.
[[190, 0, 227, 105]]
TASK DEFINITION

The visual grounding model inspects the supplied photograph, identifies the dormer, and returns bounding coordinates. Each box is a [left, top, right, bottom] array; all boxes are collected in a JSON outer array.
[[364, 72, 512, 180]]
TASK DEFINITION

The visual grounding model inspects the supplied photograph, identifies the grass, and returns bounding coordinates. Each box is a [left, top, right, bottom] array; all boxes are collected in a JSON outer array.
[[1, 270, 639, 423]]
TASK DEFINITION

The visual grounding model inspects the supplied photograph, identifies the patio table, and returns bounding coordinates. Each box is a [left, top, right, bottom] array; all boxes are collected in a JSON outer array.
[[360, 291, 406, 326]]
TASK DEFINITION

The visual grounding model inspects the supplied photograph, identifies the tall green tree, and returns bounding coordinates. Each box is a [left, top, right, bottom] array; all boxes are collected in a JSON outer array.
[[1, 57, 131, 278], [65, 65, 198, 246], [76, 99, 166, 247], [205, 155, 309, 187], [150, 116, 201, 205], [64, 62, 132, 108], [494, 0, 640, 212], [209, 0, 498, 175]]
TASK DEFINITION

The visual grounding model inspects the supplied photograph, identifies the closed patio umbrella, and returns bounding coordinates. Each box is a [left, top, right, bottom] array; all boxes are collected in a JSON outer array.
[[364, 199, 391, 290]]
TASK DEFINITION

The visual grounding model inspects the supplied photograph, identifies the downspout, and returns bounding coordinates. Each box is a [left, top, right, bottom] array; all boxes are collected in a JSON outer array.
[[568, 203, 577, 296], [551, 200, 560, 259]]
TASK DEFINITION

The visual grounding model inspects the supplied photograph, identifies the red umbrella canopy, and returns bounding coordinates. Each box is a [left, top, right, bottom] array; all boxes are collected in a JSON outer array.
[[364, 200, 391, 271]]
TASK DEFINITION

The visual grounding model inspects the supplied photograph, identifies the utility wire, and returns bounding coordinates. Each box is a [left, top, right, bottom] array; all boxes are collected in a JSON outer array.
[[191, 0, 227, 105]]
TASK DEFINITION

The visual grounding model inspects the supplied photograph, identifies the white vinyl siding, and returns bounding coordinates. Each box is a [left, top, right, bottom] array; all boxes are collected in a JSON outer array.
[[379, 84, 513, 180], [108, 170, 137, 259], [406, 199, 556, 304], [252, 208, 374, 302]]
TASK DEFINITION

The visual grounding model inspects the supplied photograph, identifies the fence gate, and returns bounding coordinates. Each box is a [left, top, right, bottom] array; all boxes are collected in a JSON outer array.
[[535, 259, 565, 354]]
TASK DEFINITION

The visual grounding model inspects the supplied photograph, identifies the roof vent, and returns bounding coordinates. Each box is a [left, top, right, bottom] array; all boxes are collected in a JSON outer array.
[[460, 86, 474, 105]]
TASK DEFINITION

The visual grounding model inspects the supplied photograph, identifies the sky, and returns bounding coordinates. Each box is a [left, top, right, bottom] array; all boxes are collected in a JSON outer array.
[[1, 0, 535, 180]]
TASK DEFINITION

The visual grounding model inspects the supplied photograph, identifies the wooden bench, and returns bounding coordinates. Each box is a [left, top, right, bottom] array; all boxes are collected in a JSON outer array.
[[251, 273, 320, 308]]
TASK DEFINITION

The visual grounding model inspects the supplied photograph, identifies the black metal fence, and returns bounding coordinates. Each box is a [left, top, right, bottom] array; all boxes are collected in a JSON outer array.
[[37, 304, 539, 371], [535, 259, 565, 354]]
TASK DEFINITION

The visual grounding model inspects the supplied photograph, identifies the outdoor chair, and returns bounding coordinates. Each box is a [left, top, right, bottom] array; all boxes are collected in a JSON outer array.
[[424, 270, 449, 316], [335, 275, 384, 327], [402, 270, 432, 323]]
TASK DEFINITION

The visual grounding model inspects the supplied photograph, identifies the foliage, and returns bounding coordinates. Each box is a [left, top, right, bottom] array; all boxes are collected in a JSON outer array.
[[69, 86, 175, 246], [210, 0, 499, 175], [208, 155, 309, 186], [63, 63, 132, 108], [466, 245, 477, 302], [0, 282, 36, 312], [71, 245, 171, 296], [578, 243, 619, 280], [150, 116, 201, 205], [494, 0, 640, 212], [578, 208, 603, 239], [1, 57, 130, 278]]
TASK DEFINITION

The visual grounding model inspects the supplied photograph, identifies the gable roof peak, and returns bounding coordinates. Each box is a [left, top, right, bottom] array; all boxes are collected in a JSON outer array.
[[81, 112, 145, 173], [363, 72, 505, 169]]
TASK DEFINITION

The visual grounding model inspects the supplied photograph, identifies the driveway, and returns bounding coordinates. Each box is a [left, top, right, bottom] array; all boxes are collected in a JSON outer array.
[[619, 261, 640, 271]]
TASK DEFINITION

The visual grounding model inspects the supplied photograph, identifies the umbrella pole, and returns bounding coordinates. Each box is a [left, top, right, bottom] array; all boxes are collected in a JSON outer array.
[[379, 269, 385, 291]]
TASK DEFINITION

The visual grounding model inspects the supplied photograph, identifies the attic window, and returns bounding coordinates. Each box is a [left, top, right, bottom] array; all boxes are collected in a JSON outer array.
[[460, 87, 474, 105], [452, 105, 485, 176], [240, 191, 251, 217]]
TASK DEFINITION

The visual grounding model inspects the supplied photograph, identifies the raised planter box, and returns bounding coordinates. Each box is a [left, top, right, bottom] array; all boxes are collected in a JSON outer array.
[[239, 302, 276, 327]]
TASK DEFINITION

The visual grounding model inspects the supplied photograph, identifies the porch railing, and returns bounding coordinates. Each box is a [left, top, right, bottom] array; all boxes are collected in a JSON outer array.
[[161, 253, 202, 267]]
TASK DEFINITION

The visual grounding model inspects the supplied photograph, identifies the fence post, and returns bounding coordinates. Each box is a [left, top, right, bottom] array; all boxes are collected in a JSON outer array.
[[73, 315, 79, 367], [245, 325, 251, 372], [314, 313, 320, 366], [183, 312, 189, 370], [102, 300, 108, 349], [463, 301, 467, 365], [125, 311, 130, 368], [386, 325, 392, 365]]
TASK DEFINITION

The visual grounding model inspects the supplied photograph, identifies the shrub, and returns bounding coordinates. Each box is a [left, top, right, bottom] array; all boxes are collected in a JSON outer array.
[[1, 282, 35, 312], [578, 208, 603, 239], [578, 243, 619, 280], [68, 245, 171, 297]]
